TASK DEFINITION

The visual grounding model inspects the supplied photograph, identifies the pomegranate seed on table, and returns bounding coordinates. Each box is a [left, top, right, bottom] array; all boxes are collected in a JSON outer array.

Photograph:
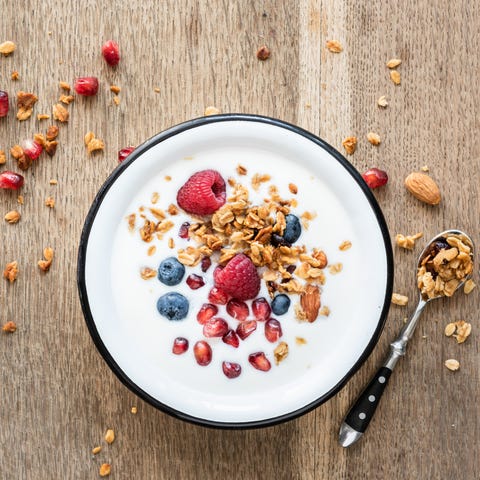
[[74, 77, 99, 96], [186, 273, 205, 290], [264, 318, 283, 343], [236, 320, 257, 340], [222, 329, 240, 348], [222, 361, 242, 379], [193, 340, 212, 366], [248, 352, 271, 372], [172, 337, 189, 355], [196, 303, 218, 324], [21, 139, 43, 160], [226, 299, 249, 321], [362, 168, 388, 189], [118, 146, 135, 162], [178, 222, 190, 239], [208, 286, 229, 305], [101, 40, 120, 66], [252, 297, 271, 321], [0, 90, 9, 117], [203, 317, 229, 338], [0, 171, 24, 190], [200, 256, 211, 272]]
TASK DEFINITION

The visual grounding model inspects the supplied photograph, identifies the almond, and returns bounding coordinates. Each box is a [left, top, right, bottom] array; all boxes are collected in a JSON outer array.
[[404, 172, 441, 205], [300, 284, 321, 323]]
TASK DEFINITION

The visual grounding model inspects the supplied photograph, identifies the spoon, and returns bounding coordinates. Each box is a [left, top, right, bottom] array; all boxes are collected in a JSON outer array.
[[338, 229, 474, 447]]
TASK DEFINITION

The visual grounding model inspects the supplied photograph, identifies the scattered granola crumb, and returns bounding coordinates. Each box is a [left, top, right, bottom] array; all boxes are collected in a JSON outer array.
[[326, 40, 343, 53], [319, 306, 330, 316], [104, 429, 115, 444], [204, 106, 220, 116], [295, 336, 307, 345], [328, 263, 343, 275], [168, 238, 175, 249], [17, 91, 38, 121], [154, 87, 160, 93], [59, 94, 74, 105], [37, 113, 50, 120], [11, 70, 19, 80], [395, 232, 423, 250], [38, 247, 54, 272], [99, 463, 111, 477], [444, 359, 460, 371], [2, 321, 17, 333], [390, 70, 401, 85], [338, 240, 352, 251], [164, 175, 172, 181], [367, 132, 381, 145], [4, 210, 21, 224], [168, 204, 179, 215], [3, 261, 18, 283], [342, 136, 357, 155], [445, 320, 472, 343], [236, 165, 247, 176], [113, 96, 120, 106], [17, 195, 24, 205], [52, 103, 69, 122], [288, 183, 298, 194], [92, 446, 102, 455], [110, 85, 121, 94], [377, 96, 388, 108], [392, 293, 408, 306], [84, 132, 105, 154], [131, 406, 138, 414], [420, 165, 429, 172], [256, 45, 271, 60], [386, 58, 402, 69], [127, 213, 136, 231], [305, 103, 312, 108], [59, 81, 71, 92], [463, 279, 476, 294], [147, 246, 156, 256], [273, 341, 289, 365], [151, 192, 159, 204], [45, 197, 55, 208], [444, 323, 456, 337], [0, 41, 16, 55], [251, 173, 271, 191], [140, 267, 157, 280], [49, 179, 58, 185]]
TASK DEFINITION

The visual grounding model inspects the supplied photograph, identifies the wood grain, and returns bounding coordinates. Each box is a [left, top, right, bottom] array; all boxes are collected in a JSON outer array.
[[1, 0, 479, 478]]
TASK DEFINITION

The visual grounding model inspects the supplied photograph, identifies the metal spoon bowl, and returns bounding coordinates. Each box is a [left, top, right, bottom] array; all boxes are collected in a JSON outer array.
[[339, 229, 474, 447]]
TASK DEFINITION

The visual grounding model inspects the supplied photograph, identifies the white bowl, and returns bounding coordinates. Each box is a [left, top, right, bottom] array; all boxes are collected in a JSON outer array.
[[77, 114, 393, 428]]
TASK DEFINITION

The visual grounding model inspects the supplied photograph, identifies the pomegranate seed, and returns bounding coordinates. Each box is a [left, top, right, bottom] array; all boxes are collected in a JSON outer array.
[[264, 318, 283, 343], [208, 287, 229, 305], [0, 171, 24, 190], [172, 337, 189, 355], [226, 299, 249, 321], [21, 139, 43, 160], [186, 273, 205, 290], [0, 90, 9, 117], [362, 168, 388, 189], [197, 303, 218, 324], [74, 77, 99, 96], [193, 340, 212, 366], [178, 222, 190, 239], [222, 361, 242, 379], [222, 329, 240, 348], [203, 317, 229, 338], [118, 146, 135, 162], [248, 352, 271, 371], [102, 40, 120, 66], [252, 297, 271, 321], [236, 320, 257, 340], [200, 256, 212, 272]]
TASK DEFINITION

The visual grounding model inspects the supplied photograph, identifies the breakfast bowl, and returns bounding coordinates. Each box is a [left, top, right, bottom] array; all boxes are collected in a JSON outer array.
[[77, 114, 393, 428]]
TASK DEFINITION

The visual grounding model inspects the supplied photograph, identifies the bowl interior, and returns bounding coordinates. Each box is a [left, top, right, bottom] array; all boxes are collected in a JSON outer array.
[[78, 115, 393, 427]]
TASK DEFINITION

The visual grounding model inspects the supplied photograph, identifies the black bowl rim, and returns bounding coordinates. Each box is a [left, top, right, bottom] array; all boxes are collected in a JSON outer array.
[[77, 113, 394, 429]]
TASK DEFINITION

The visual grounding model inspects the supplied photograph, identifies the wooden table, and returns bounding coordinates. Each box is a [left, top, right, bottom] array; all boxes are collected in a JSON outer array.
[[1, 1, 478, 478]]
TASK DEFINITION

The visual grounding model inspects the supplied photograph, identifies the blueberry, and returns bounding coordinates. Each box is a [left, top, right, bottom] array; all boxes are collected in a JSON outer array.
[[157, 292, 189, 321], [283, 214, 302, 244], [157, 257, 185, 286], [271, 294, 291, 315]]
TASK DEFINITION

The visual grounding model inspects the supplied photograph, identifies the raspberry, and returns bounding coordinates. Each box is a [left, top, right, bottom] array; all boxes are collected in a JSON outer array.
[[102, 40, 120, 66], [74, 77, 99, 96], [176, 169, 226, 215], [214, 254, 260, 300]]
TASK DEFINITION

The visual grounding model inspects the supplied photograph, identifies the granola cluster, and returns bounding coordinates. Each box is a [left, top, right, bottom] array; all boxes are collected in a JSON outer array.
[[417, 234, 473, 300]]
